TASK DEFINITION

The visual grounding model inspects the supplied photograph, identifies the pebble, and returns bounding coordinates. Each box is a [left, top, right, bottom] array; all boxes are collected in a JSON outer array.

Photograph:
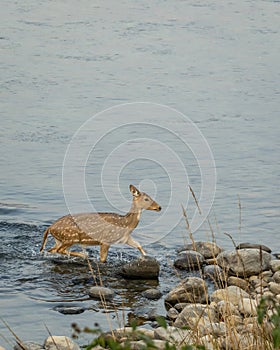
[[166, 307, 179, 320], [203, 264, 225, 284], [88, 286, 114, 300], [270, 260, 280, 273], [227, 276, 250, 291], [174, 250, 205, 270], [142, 288, 162, 300], [165, 277, 208, 305], [269, 282, 280, 295], [273, 270, 280, 283]]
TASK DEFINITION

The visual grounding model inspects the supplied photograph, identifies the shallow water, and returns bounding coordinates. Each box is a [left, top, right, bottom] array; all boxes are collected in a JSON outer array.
[[1, 0, 280, 346]]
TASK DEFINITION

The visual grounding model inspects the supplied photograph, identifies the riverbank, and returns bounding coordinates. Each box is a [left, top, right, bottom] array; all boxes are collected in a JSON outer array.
[[5, 240, 280, 350]]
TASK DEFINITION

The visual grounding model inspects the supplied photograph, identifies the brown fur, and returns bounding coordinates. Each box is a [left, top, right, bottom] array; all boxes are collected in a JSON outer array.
[[40, 184, 161, 262]]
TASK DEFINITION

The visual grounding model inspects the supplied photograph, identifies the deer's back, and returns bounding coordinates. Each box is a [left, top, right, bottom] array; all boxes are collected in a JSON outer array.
[[49, 212, 134, 245]]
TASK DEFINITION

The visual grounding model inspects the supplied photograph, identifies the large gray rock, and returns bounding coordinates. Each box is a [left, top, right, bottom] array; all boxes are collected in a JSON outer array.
[[174, 250, 205, 270], [211, 285, 250, 306], [120, 256, 160, 279], [174, 303, 217, 329], [216, 249, 272, 277], [165, 277, 208, 306], [44, 336, 80, 350], [178, 241, 222, 258]]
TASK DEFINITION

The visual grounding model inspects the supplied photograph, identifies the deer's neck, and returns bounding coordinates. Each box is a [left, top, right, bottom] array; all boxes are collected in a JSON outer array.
[[124, 202, 142, 229]]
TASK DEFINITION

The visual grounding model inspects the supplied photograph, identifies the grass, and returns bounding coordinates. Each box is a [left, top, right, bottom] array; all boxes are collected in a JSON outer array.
[[2, 187, 280, 350]]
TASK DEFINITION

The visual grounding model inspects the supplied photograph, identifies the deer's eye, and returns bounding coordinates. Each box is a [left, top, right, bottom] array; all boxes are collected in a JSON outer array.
[[144, 198, 149, 202]]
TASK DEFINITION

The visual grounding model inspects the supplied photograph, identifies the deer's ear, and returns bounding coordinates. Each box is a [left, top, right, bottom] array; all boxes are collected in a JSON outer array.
[[129, 184, 140, 197]]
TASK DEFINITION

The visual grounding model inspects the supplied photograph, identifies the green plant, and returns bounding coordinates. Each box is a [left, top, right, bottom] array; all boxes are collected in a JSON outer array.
[[257, 296, 280, 349]]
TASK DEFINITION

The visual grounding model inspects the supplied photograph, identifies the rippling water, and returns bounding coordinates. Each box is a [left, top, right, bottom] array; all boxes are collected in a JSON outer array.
[[1, 0, 280, 346]]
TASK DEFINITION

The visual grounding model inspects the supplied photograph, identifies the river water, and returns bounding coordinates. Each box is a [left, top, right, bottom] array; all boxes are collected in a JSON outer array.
[[1, 0, 279, 347]]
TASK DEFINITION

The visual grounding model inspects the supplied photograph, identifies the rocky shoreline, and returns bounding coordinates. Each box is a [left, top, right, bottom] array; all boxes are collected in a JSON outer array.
[[7, 241, 280, 350]]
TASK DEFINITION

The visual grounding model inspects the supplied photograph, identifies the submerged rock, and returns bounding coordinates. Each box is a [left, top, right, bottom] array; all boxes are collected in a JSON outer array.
[[174, 250, 205, 270], [88, 286, 114, 300], [217, 249, 272, 277], [142, 288, 162, 300], [53, 305, 85, 315], [119, 256, 160, 279], [165, 277, 208, 306]]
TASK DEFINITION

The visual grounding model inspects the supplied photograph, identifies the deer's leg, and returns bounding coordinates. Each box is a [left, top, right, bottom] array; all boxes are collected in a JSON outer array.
[[100, 244, 110, 263], [56, 242, 87, 258], [126, 237, 146, 256], [48, 239, 62, 253]]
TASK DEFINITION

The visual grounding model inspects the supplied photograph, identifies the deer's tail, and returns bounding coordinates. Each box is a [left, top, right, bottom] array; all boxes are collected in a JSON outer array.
[[40, 227, 50, 253]]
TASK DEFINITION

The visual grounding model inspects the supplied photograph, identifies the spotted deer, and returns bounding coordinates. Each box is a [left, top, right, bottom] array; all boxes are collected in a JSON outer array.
[[40, 184, 161, 262]]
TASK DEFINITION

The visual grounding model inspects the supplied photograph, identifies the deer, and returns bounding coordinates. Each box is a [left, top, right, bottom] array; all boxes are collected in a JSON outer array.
[[40, 184, 161, 262]]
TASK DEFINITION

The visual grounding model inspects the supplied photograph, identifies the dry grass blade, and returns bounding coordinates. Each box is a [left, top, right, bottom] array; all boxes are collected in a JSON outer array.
[[1, 319, 28, 350], [238, 194, 242, 234], [181, 204, 190, 230], [188, 185, 202, 215]]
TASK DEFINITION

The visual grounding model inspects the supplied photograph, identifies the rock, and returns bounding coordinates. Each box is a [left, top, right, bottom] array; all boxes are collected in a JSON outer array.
[[165, 277, 208, 306], [53, 305, 85, 315], [228, 276, 250, 291], [126, 340, 146, 350], [154, 326, 194, 346], [273, 270, 280, 283], [44, 336, 80, 350], [14, 343, 43, 350], [269, 282, 280, 295], [174, 250, 205, 270], [217, 249, 271, 277], [178, 241, 222, 258], [142, 288, 162, 300], [216, 300, 240, 319], [174, 303, 188, 312], [198, 321, 226, 337], [270, 260, 280, 273], [120, 256, 160, 279], [166, 307, 179, 320], [238, 298, 258, 316], [211, 285, 250, 306], [88, 286, 114, 300], [236, 242, 271, 253], [203, 264, 225, 280], [174, 303, 217, 328]]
